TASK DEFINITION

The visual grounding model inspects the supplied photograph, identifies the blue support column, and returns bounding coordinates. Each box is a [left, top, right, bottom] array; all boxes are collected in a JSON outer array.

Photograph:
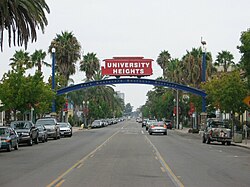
[[202, 49, 206, 112], [52, 48, 56, 113], [202, 51, 206, 82]]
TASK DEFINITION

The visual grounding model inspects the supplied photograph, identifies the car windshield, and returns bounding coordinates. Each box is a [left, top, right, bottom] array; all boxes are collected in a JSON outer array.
[[36, 125, 43, 130], [155, 122, 165, 127], [210, 121, 229, 128], [58, 123, 68, 127], [0, 128, 8, 135], [36, 120, 55, 126], [10, 122, 31, 129]]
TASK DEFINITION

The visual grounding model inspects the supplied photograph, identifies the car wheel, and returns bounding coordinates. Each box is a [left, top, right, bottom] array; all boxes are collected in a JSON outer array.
[[206, 137, 210, 144], [45, 137, 48, 142], [164, 132, 167, 135], [28, 138, 33, 146], [14, 142, 19, 150], [42, 136, 45, 143], [57, 133, 61, 139], [227, 141, 231, 146], [202, 136, 206, 143], [7, 144, 12, 152], [34, 136, 39, 144]]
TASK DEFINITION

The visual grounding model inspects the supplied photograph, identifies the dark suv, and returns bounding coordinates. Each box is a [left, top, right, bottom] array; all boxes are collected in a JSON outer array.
[[10, 121, 39, 146], [36, 118, 60, 140]]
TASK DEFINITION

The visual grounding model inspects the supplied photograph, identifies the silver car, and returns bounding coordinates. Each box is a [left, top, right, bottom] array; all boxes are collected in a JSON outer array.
[[148, 121, 167, 135], [36, 118, 60, 140], [58, 122, 72, 137], [91, 120, 102, 128]]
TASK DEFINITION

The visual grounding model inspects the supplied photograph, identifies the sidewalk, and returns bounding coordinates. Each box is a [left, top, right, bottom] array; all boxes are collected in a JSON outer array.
[[173, 127, 250, 149], [72, 126, 86, 133]]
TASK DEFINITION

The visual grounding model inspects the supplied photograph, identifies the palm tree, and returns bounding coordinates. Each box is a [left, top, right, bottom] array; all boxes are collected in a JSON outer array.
[[48, 31, 81, 87], [156, 50, 171, 79], [31, 49, 50, 73], [9, 50, 31, 72], [215, 50, 235, 72], [80, 53, 100, 80], [164, 58, 181, 83], [0, 0, 50, 51], [180, 47, 213, 88]]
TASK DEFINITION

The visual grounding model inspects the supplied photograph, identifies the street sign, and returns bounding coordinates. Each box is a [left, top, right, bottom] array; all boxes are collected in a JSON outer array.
[[102, 57, 153, 77], [243, 96, 250, 107]]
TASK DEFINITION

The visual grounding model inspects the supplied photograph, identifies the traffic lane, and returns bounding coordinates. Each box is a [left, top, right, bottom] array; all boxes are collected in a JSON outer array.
[[53, 123, 178, 187], [0, 122, 125, 187], [146, 128, 250, 187]]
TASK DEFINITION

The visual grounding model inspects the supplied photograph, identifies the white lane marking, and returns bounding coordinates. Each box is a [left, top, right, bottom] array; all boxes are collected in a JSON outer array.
[[141, 130, 144, 134], [145, 135, 184, 187]]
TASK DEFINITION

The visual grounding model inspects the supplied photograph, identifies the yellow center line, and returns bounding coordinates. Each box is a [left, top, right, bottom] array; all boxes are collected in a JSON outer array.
[[145, 135, 185, 187], [76, 163, 83, 169], [55, 179, 65, 187], [46, 130, 120, 187]]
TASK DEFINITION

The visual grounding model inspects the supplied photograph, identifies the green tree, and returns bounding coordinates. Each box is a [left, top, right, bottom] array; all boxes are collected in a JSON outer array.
[[31, 49, 50, 73], [80, 53, 100, 80], [202, 71, 248, 114], [156, 50, 171, 79], [214, 50, 235, 72], [0, 71, 54, 120], [48, 31, 81, 86], [0, 0, 50, 51], [9, 50, 31, 72], [124, 103, 133, 114], [164, 58, 182, 83], [180, 47, 213, 88], [237, 28, 250, 89]]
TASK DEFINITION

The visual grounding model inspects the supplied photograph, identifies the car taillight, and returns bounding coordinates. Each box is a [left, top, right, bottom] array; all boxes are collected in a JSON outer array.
[[151, 125, 155, 128], [3, 139, 11, 143], [164, 124, 167, 128]]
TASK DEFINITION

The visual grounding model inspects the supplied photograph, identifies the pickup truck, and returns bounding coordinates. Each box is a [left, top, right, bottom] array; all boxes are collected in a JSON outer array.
[[202, 118, 232, 145]]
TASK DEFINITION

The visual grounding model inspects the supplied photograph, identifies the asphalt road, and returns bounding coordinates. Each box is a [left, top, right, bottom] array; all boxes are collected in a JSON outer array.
[[0, 120, 250, 187]]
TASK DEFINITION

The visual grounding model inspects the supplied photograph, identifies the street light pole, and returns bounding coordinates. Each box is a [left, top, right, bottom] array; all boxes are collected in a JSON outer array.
[[51, 48, 56, 113], [83, 101, 89, 128]]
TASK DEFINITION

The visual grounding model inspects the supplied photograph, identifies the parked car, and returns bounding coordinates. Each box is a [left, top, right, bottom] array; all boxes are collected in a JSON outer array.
[[148, 121, 167, 135], [91, 120, 102, 128], [10, 121, 39, 146], [0, 127, 19, 152], [142, 118, 149, 128], [164, 119, 172, 129], [35, 124, 48, 143], [202, 118, 232, 145], [36, 118, 60, 140], [58, 122, 72, 137]]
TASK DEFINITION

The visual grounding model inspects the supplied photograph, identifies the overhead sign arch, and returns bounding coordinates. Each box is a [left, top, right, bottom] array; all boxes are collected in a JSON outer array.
[[57, 78, 206, 97]]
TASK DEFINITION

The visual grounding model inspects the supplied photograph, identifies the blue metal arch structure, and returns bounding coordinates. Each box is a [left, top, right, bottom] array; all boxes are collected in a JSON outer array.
[[57, 78, 206, 97]]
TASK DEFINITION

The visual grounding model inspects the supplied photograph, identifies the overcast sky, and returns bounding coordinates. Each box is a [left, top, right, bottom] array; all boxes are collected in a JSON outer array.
[[1, 0, 250, 110]]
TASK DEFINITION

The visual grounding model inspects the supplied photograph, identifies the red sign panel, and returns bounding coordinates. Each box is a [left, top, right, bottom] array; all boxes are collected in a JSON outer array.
[[102, 57, 153, 77]]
